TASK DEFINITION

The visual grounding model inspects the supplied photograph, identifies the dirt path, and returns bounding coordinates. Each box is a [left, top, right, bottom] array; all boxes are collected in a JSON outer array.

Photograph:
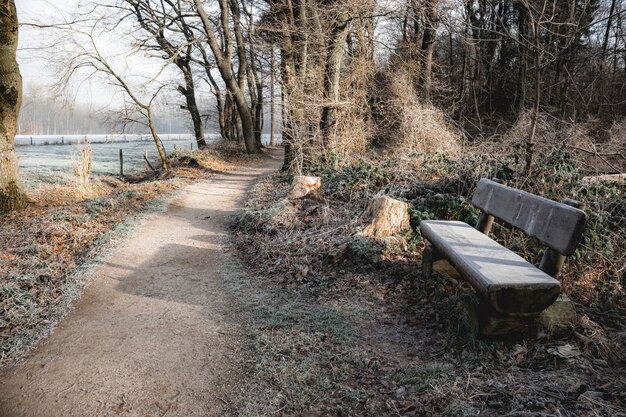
[[0, 151, 282, 417]]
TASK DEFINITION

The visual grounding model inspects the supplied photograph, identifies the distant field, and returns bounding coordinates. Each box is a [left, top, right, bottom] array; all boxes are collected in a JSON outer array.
[[16, 134, 280, 187], [14, 133, 214, 146]]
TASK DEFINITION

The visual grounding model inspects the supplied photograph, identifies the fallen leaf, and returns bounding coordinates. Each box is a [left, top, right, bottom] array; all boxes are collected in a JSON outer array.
[[548, 344, 581, 359]]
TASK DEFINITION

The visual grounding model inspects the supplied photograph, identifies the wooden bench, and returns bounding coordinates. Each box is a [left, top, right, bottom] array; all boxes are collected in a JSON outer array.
[[420, 179, 587, 321]]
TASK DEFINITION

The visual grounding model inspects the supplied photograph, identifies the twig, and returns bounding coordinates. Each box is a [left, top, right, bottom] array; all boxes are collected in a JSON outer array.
[[160, 404, 172, 417], [566, 144, 622, 173]]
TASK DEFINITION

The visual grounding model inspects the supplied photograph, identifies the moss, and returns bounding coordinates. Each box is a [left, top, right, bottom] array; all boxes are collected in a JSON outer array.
[[0, 181, 29, 214]]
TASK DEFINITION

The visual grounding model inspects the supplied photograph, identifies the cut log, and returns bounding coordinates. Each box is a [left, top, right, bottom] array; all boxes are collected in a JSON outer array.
[[433, 259, 461, 280], [287, 176, 323, 201], [581, 173, 625, 184], [361, 196, 410, 238]]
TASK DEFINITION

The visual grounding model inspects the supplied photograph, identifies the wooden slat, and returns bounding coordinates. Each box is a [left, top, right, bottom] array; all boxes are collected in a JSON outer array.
[[471, 179, 587, 255], [420, 220, 561, 315]]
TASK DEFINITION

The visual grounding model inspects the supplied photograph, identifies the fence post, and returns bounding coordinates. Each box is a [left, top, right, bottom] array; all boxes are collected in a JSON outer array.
[[119, 149, 124, 177]]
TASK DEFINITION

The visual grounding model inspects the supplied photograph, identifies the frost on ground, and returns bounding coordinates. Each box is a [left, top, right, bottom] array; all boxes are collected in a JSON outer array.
[[0, 148, 236, 368], [231, 167, 626, 417], [16, 140, 201, 187]]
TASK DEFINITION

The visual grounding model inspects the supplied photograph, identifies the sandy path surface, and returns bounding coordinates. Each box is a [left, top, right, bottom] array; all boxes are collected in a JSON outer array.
[[0, 152, 282, 417]]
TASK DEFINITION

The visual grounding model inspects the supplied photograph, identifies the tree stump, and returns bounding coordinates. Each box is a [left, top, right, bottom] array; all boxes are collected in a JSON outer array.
[[361, 196, 410, 238], [287, 176, 323, 201]]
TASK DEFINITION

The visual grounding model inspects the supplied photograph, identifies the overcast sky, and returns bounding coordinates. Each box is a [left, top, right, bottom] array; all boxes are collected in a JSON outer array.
[[14, 0, 171, 109], [15, 0, 78, 87]]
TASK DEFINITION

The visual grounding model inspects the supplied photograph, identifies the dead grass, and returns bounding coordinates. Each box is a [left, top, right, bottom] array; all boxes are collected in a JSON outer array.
[[0, 178, 183, 367], [0, 147, 246, 368], [372, 68, 461, 156], [232, 157, 625, 416]]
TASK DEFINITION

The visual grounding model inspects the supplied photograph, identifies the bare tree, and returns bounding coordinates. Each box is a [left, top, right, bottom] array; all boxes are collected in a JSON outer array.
[[125, 0, 208, 149], [193, 0, 262, 154], [0, 0, 28, 213], [57, 25, 169, 170], [420, 0, 440, 102]]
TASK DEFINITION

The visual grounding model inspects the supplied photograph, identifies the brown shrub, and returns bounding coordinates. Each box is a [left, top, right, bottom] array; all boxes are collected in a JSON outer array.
[[371, 68, 461, 155]]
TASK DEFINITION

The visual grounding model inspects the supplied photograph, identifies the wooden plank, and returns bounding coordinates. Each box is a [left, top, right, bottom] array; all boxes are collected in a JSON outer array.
[[471, 179, 587, 255], [420, 220, 561, 315]]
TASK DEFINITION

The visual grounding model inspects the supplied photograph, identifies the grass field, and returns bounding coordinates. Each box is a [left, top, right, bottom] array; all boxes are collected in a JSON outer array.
[[17, 139, 200, 187], [16, 132, 285, 188]]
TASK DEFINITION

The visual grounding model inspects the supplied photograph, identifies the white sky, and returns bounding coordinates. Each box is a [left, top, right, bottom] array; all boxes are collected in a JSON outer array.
[[14, 0, 174, 109], [15, 0, 78, 86]]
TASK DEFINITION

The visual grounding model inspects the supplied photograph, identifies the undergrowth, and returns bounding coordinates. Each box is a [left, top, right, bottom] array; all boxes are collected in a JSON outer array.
[[233, 143, 625, 416], [311, 144, 625, 308]]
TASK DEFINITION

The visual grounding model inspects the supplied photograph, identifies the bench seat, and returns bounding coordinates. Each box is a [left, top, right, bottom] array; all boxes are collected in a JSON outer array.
[[420, 220, 561, 316]]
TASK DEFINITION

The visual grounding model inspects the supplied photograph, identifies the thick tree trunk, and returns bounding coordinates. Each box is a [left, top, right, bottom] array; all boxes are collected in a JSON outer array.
[[279, 0, 309, 172], [320, 10, 351, 152], [420, 0, 440, 103], [0, 0, 28, 214]]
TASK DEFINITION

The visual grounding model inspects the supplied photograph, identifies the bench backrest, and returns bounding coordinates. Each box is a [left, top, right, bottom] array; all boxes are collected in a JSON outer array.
[[471, 179, 587, 256]]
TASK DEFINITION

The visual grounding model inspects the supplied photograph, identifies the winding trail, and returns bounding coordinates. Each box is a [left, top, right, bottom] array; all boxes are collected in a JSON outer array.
[[0, 151, 282, 417]]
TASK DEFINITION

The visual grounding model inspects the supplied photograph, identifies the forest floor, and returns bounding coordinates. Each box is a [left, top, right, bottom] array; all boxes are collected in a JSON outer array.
[[0, 149, 281, 417], [1, 146, 623, 417], [232, 171, 626, 416]]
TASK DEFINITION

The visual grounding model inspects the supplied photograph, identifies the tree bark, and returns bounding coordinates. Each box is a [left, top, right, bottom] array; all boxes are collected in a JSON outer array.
[[278, 0, 308, 172], [420, 0, 440, 103], [0, 0, 28, 213], [178, 60, 206, 148], [270, 48, 276, 147], [320, 10, 351, 153]]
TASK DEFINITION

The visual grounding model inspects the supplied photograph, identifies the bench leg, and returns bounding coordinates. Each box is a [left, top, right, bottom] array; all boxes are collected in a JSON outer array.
[[422, 244, 442, 279]]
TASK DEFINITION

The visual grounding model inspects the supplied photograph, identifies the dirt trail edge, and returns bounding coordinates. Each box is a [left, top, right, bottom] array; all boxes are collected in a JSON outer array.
[[0, 151, 283, 417]]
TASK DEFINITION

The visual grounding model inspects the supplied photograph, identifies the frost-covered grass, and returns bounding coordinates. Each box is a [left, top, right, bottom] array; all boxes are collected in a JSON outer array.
[[17, 139, 204, 187], [16, 134, 282, 188]]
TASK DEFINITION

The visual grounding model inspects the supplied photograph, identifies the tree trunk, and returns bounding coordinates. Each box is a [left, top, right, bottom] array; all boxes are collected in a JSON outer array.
[[178, 60, 207, 149], [602, 0, 618, 61], [278, 0, 309, 172], [255, 80, 263, 148], [194, 0, 261, 154], [420, 0, 440, 103], [147, 108, 168, 171], [224, 91, 235, 141], [320, 10, 351, 152], [525, 0, 548, 175], [0, 0, 28, 214], [270, 48, 276, 147]]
